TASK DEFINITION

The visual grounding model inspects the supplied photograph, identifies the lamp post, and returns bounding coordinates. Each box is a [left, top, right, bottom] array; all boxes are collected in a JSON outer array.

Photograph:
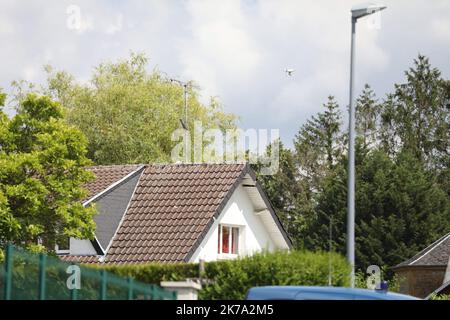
[[347, 3, 386, 288]]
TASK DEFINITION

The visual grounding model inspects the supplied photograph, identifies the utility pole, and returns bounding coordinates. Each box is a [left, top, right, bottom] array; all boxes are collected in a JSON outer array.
[[170, 78, 189, 163], [329, 216, 333, 286]]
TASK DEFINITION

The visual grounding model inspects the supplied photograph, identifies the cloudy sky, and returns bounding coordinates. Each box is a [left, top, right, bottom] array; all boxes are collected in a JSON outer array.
[[1, 0, 449, 147]]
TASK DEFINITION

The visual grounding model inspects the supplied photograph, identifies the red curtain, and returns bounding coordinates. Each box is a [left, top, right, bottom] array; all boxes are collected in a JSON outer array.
[[222, 226, 230, 253]]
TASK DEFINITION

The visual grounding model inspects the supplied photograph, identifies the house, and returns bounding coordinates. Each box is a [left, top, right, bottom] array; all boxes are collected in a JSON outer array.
[[393, 232, 450, 298], [60, 163, 292, 265]]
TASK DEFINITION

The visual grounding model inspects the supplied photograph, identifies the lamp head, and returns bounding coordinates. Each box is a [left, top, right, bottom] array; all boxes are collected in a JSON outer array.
[[352, 3, 386, 20]]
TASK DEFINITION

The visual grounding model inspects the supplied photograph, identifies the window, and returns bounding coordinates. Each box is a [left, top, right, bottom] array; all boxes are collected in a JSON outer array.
[[56, 237, 70, 255], [218, 225, 239, 255]]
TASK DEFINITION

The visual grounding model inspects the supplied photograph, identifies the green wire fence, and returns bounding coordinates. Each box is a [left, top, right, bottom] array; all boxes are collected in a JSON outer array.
[[0, 244, 177, 300]]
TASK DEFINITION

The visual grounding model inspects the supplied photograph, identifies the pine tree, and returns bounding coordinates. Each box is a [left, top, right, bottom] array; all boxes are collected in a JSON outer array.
[[356, 84, 379, 151], [252, 141, 312, 248], [380, 55, 449, 168], [294, 96, 342, 192], [305, 148, 450, 272]]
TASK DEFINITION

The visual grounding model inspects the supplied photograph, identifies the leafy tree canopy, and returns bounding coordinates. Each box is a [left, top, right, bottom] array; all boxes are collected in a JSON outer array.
[[0, 91, 95, 253], [13, 53, 238, 165]]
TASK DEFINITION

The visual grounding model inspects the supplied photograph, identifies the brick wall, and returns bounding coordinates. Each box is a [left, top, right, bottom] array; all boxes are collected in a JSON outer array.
[[395, 266, 446, 298]]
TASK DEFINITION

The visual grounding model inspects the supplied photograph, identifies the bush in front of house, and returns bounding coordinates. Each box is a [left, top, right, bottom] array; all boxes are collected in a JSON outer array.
[[104, 250, 350, 300], [103, 261, 199, 285]]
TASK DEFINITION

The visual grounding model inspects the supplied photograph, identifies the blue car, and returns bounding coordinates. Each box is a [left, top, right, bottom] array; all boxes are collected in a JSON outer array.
[[246, 286, 420, 300]]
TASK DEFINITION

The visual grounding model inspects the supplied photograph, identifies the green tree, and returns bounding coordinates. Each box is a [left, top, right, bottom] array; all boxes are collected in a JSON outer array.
[[252, 141, 312, 247], [253, 55, 449, 277], [357, 149, 449, 272], [356, 84, 379, 151], [24, 53, 237, 165], [380, 55, 449, 168], [253, 97, 342, 248], [294, 96, 342, 192], [305, 148, 450, 273], [302, 157, 347, 256], [0, 92, 95, 252]]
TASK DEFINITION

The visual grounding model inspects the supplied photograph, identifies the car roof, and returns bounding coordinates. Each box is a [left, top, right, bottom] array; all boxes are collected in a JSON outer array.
[[246, 286, 420, 300]]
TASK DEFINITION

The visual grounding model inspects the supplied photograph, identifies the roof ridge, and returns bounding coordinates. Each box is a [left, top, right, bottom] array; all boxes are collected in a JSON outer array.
[[87, 164, 144, 169], [87, 163, 247, 170], [146, 162, 247, 166]]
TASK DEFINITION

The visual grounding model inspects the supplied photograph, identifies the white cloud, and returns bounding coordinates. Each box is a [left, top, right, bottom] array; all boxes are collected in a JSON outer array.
[[104, 14, 123, 35], [0, 0, 449, 145], [430, 18, 450, 41], [22, 66, 38, 82], [178, 0, 263, 100]]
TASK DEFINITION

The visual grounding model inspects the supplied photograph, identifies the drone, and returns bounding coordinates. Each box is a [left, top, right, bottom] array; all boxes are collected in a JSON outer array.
[[284, 68, 295, 76]]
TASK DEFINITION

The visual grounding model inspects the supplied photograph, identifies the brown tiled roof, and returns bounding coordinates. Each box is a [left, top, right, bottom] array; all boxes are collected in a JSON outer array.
[[83, 165, 142, 201], [60, 255, 101, 264], [105, 163, 247, 264]]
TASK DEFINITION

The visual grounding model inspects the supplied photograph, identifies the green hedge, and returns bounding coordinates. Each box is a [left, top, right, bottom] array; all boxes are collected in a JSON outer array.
[[103, 250, 350, 300]]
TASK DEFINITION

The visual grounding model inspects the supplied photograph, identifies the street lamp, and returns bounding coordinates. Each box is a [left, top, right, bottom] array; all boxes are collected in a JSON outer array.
[[347, 3, 386, 288]]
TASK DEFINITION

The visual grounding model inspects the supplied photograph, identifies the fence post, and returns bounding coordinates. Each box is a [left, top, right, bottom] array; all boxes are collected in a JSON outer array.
[[100, 270, 107, 300], [151, 285, 157, 300], [3, 244, 13, 300], [127, 277, 134, 300], [38, 252, 47, 300], [70, 286, 78, 300]]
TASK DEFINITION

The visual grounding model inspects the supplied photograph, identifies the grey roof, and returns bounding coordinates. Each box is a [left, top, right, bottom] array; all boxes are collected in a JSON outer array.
[[395, 232, 450, 268], [93, 169, 143, 251]]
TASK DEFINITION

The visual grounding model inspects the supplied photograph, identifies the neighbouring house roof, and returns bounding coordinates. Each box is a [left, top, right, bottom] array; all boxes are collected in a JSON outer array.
[[61, 163, 291, 265], [394, 232, 450, 269]]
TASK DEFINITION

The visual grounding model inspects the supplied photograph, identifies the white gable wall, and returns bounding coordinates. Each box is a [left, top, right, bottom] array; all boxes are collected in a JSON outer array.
[[189, 184, 283, 263], [69, 238, 98, 255]]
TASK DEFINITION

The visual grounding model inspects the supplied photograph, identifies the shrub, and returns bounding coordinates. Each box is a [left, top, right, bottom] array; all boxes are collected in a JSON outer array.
[[104, 250, 350, 300], [103, 262, 199, 284], [428, 294, 450, 300]]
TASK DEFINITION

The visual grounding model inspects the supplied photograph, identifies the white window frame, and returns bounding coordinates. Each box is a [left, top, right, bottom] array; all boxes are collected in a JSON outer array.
[[217, 224, 242, 259], [55, 238, 71, 255]]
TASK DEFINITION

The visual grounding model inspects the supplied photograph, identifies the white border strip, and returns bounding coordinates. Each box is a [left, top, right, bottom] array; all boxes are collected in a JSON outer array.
[[82, 166, 145, 207]]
